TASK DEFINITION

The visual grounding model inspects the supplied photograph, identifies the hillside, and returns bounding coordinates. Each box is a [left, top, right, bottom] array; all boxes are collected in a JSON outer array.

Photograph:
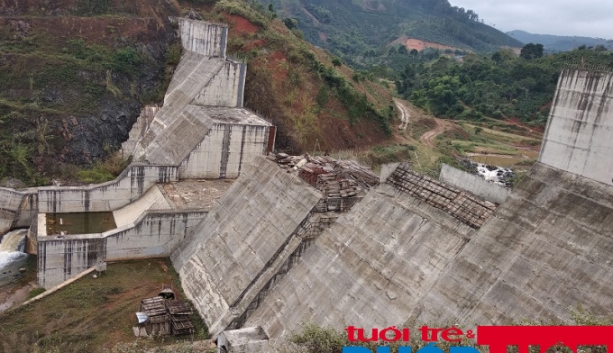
[[0, 0, 180, 185], [203, 0, 396, 154], [396, 46, 613, 126], [508, 30, 613, 52], [257, 0, 523, 68], [0, 0, 396, 185]]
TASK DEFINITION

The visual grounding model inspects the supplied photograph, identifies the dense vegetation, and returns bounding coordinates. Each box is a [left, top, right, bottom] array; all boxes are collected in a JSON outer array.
[[256, 0, 522, 69], [396, 46, 613, 125], [508, 30, 613, 53]]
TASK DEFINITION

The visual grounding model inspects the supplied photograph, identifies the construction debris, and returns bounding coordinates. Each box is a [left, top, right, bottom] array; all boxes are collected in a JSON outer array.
[[268, 153, 379, 213], [135, 289, 195, 337], [387, 163, 497, 229]]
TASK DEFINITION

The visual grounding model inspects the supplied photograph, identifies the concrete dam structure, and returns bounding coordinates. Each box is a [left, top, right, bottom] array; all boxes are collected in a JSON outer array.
[[0, 19, 276, 289], [170, 67, 613, 348], [1, 15, 612, 350]]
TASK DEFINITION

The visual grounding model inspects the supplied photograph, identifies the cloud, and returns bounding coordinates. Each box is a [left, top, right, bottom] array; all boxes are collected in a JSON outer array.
[[449, 0, 613, 38]]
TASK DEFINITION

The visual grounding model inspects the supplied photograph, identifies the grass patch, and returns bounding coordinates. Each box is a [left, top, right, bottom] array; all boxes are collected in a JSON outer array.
[[27, 287, 46, 299], [0, 259, 209, 353]]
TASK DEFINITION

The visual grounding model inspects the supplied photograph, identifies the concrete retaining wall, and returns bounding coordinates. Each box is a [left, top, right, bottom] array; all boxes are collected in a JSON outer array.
[[0, 187, 37, 235], [540, 68, 613, 186], [178, 18, 227, 57], [37, 164, 178, 214], [193, 60, 246, 108], [179, 124, 272, 179], [37, 209, 207, 288], [440, 164, 510, 204]]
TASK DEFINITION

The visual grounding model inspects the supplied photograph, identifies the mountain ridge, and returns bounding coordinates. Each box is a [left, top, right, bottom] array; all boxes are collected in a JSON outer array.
[[507, 29, 613, 52], [259, 0, 522, 67]]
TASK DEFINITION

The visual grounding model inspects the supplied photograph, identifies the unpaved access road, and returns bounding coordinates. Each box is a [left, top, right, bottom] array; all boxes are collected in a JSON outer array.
[[394, 98, 410, 130], [420, 117, 456, 148]]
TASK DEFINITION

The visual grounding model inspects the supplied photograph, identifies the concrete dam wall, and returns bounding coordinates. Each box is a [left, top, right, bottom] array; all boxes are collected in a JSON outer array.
[[0, 18, 275, 290], [439, 164, 510, 204], [37, 164, 178, 214], [171, 157, 324, 335], [128, 18, 273, 179], [409, 162, 613, 325], [38, 209, 206, 288], [0, 187, 37, 235], [178, 18, 227, 58], [540, 68, 613, 186], [172, 154, 380, 337]]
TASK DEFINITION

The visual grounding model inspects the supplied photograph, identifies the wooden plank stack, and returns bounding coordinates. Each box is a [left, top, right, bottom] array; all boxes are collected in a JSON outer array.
[[167, 301, 195, 336], [268, 152, 379, 213]]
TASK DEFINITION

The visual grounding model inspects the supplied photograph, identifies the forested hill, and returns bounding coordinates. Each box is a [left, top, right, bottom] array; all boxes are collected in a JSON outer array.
[[396, 47, 613, 126], [507, 30, 613, 53], [257, 0, 523, 66]]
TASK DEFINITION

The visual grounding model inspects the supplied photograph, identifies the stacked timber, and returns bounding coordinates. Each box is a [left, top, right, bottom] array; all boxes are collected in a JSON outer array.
[[140, 296, 171, 336], [166, 301, 195, 336], [267, 152, 379, 213]]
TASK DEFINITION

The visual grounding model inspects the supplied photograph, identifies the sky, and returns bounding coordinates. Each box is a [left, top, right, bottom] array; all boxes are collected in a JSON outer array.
[[449, 0, 613, 39]]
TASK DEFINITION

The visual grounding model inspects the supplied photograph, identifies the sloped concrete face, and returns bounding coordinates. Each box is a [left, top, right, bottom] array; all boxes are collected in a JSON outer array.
[[244, 178, 476, 339], [129, 19, 268, 175], [193, 60, 246, 108], [410, 162, 613, 326], [172, 157, 322, 334], [178, 108, 273, 179], [540, 68, 613, 186]]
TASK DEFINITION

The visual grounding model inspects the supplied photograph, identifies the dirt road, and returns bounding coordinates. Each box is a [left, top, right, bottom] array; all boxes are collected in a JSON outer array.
[[420, 117, 456, 148], [394, 98, 410, 130]]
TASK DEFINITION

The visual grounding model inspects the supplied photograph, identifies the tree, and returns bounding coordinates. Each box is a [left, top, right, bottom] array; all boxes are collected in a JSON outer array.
[[398, 45, 408, 55], [332, 57, 342, 67], [283, 18, 297, 30], [520, 43, 544, 60], [410, 49, 419, 56]]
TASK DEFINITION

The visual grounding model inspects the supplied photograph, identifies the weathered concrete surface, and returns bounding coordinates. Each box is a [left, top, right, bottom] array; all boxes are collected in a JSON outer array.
[[440, 164, 510, 204], [540, 68, 613, 186], [0, 187, 37, 235], [178, 18, 227, 58], [244, 178, 476, 339], [171, 157, 323, 335], [409, 162, 613, 325], [178, 107, 273, 179], [120, 105, 160, 159], [130, 23, 266, 173], [112, 185, 172, 228], [37, 164, 178, 213], [37, 209, 206, 288], [193, 60, 246, 108]]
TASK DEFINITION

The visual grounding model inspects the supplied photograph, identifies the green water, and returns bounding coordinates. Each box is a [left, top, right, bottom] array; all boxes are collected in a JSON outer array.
[[46, 212, 117, 235]]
